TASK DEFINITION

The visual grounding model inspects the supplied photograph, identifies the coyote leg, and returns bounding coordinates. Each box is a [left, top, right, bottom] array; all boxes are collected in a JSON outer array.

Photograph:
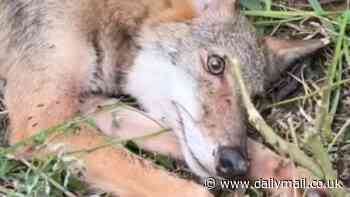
[[5, 72, 212, 197], [81, 97, 182, 159], [87, 100, 327, 197]]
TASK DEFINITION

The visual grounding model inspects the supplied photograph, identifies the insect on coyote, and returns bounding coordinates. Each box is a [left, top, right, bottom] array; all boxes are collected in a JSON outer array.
[[0, 0, 328, 196]]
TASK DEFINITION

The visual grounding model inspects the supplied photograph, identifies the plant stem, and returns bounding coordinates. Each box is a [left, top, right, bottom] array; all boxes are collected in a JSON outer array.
[[317, 13, 348, 141], [228, 57, 323, 178]]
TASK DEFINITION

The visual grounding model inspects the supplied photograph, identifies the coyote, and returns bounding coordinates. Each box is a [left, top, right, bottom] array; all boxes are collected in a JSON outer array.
[[0, 0, 328, 196]]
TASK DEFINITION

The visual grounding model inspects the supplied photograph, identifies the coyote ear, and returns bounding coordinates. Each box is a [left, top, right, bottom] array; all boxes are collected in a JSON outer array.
[[195, 0, 239, 17], [261, 36, 329, 87]]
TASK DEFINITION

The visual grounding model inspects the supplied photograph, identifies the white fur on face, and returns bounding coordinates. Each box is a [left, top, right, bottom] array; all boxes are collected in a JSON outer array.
[[126, 49, 217, 177], [176, 103, 217, 176]]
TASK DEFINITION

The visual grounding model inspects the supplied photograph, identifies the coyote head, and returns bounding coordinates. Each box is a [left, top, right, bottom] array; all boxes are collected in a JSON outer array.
[[126, 0, 327, 178]]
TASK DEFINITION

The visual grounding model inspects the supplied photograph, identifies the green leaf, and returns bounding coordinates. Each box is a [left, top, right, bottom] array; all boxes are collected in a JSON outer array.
[[343, 10, 350, 24], [308, 0, 325, 16], [34, 131, 48, 145], [155, 155, 175, 169], [84, 117, 99, 130], [345, 10, 350, 20], [345, 127, 350, 141], [262, 0, 272, 11], [240, 0, 263, 11]]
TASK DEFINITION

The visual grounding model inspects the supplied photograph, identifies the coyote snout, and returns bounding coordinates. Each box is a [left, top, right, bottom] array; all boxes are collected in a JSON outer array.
[[216, 146, 248, 178], [167, 51, 250, 178]]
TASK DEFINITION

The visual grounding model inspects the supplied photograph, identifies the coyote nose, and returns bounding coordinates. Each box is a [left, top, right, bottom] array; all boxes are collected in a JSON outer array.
[[216, 147, 249, 178]]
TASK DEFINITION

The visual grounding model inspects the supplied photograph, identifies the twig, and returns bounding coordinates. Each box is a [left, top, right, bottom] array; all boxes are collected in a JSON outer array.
[[267, 78, 350, 108], [67, 128, 171, 156], [0, 100, 156, 155], [228, 57, 323, 177], [328, 119, 350, 150]]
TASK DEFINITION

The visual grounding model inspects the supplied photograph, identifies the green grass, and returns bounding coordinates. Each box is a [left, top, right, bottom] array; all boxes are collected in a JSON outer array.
[[0, 0, 349, 196], [242, 0, 350, 196], [0, 103, 172, 197]]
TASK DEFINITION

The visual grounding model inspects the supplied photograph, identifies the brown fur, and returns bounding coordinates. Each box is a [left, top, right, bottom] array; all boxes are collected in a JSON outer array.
[[198, 62, 247, 153], [0, 0, 195, 143], [86, 101, 329, 197], [0, 1, 212, 196], [0, 0, 328, 196]]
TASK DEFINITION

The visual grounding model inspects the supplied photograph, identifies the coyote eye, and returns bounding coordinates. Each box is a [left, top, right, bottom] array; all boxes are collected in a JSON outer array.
[[206, 54, 226, 75]]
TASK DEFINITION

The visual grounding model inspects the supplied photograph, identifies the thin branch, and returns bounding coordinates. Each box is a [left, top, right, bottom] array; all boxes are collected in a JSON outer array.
[[228, 57, 323, 177], [328, 119, 350, 150]]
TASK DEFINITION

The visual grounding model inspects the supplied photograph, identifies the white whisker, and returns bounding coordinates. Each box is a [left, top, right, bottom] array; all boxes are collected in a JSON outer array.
[[171, 100, 198, 124]]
